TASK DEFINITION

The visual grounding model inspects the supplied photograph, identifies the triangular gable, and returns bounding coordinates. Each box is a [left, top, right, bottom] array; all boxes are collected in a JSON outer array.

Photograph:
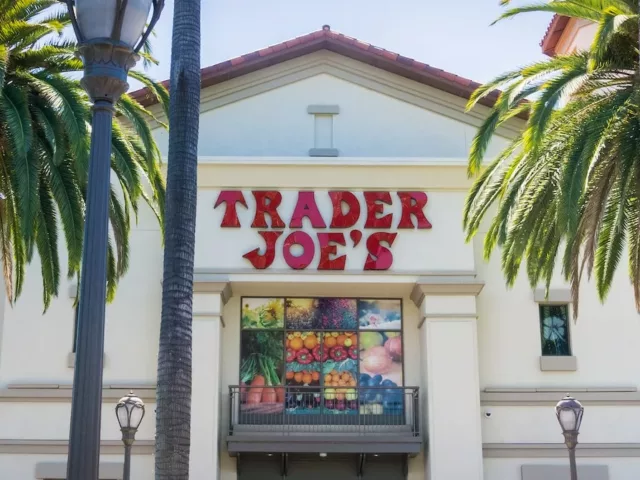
[[131, 25, 520, 117]]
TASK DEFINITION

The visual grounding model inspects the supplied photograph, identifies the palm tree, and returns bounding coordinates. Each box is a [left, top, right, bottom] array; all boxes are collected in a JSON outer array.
[[464, 0, 640, 316], [0, 0, 168, 309], [154, 0, 200, 476]]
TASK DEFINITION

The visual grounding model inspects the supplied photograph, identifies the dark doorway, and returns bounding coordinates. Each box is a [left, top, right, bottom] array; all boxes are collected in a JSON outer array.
[[237, 453, 407, 479]]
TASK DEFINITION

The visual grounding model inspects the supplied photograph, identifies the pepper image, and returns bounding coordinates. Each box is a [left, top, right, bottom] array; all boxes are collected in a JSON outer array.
[[296, 348, 313, 364], [330, 346, 347, 361], [348, 345, 358, 360], [312, 345, 328, 362], [286, 348, 296, 363]]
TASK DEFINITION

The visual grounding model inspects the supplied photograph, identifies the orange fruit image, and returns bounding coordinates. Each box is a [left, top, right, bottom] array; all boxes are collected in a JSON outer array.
[[286, 371, 294, 380], [290, 337, 304, 351], [336, 334, 347, 346], [303, 334, 317, 350], [302, 373, 312, 384], [294, 372, 303, 383], [324, 374, 332, 383], [312, 371, 320, 381], [324, 336, 337, 348]]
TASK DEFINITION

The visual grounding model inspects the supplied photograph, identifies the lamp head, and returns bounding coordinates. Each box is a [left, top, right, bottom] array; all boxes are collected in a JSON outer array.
[[116, 390, 145, 433], [555, 394, 584, 434]]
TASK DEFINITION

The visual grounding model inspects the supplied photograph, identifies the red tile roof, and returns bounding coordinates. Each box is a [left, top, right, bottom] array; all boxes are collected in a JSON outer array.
[[540, 15, 570, 56], [130, 25, 507, 113]]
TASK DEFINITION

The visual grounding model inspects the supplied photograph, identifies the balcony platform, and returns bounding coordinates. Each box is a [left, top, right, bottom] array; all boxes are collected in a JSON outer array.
[[227, 386, 422, 456]]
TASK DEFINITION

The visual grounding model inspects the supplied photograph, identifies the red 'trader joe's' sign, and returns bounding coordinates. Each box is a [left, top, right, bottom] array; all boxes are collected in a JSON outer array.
[[214, 190, 432, 271]]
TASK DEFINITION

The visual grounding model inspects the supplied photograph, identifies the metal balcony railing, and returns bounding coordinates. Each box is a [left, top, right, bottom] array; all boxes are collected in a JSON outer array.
[[228, 385, 420, 436]]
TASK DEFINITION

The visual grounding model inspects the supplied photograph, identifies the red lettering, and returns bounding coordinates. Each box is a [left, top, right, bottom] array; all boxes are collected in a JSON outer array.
[[397, 192, 432, 229], [290, 191, 326, 228], [282, 231, 315, 270], [243, 231, 282, 269], [364, 232, 397, 270], [317, 233, 347, 270], [214, 190, 247, 228], [329, 191, 361, 229], [251, 191, 285, 228], [364, 192, 393, 229]]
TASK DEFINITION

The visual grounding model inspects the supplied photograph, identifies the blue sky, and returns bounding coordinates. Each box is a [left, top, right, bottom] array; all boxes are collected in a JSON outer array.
[[131, 0, 551, 91]]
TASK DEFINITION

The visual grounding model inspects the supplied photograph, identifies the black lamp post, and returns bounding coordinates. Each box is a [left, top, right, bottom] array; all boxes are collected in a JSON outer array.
[[62, 1, 164, 479], [555, 394, 584, 480], [116, 391, 146, 480]]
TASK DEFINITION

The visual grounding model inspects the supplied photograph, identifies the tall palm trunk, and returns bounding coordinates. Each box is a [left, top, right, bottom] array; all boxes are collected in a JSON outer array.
[[154, 0, 201, 477]]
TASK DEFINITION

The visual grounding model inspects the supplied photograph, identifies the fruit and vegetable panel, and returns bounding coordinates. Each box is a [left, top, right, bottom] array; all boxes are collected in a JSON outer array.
[[240, 330, 285, 414], [240, 297, 403, 417]]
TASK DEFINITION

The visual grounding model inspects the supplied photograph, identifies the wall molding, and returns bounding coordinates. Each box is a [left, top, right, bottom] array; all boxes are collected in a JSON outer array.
[[481, 387, 640, 406], [0, 439, 154, 455], [534, 287, 572, 304], [193, 156, 470, 167], [192, 275, 233, 305], [0, 383, 156, 402], [410, 276, 485, 307], [484, 443, 640, 458]]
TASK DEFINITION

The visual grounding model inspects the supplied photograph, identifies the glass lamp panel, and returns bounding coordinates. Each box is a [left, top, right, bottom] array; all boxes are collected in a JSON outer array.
[[558, 408, 577, 431], [75, 0, 153, 47], [76, 0, 117, 41], [129, 405, 145, 429], [116, 403, 130, 429], [120, 0, 154, 47]]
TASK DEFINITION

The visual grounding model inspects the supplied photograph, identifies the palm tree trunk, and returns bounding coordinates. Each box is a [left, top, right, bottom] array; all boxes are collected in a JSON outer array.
[[154, 0, 201, 477]]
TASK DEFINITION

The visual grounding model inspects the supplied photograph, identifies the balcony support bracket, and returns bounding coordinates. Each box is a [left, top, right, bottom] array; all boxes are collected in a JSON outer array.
[[402, 453, 409, 479], [280, 453, 289, 477], [357, 453, 366, 477]]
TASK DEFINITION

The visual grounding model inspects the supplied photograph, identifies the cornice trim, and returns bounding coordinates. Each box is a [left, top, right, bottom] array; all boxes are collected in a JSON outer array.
[[410, 276, 485, 306], [0, 383, 156, 402], [481, 387, 640, 406], [484, 442, 640, 458], [0, 439, 154, 455], [193, 274, 232, 305]]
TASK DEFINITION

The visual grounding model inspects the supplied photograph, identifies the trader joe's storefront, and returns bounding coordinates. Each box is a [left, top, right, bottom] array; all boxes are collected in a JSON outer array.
[[211, 188, 433, 478]]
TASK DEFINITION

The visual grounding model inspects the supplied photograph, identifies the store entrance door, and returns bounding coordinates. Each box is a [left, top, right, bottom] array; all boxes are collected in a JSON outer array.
[[237, 453, 407, 479]]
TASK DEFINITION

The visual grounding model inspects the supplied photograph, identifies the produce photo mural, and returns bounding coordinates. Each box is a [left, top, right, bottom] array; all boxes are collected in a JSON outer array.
[[242, 297, 285, 329], [240, 331, 285, 414], [358, 299, 402, 330], [240, 297, 403, 418], [315, 298, 357, 330], [321, 331, 358, 414], [285, 298, 316, 330], [285, 298, 358, 330], [286, 331, 323, 413], [359, 331, 403, 415]]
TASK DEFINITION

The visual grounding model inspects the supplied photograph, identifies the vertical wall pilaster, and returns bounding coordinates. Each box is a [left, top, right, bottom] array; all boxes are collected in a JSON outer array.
[[412, 279, 484, 480], [190, 280, 231, 480]]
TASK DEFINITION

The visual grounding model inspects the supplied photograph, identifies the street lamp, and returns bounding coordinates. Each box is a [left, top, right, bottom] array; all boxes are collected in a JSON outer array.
[[555, 394, 584, 480], [116, 391, 146, 480], [62, 1, 164, 479]]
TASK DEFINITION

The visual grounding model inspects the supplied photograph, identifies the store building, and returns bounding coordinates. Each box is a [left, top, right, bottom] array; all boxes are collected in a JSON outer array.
[[1, 25, 640, 480]]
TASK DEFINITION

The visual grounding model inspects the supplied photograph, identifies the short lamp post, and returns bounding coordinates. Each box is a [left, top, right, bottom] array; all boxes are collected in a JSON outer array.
[[555, 394, 584, 480], [116, 391, 146, 480], [62, 1, 164, 479]]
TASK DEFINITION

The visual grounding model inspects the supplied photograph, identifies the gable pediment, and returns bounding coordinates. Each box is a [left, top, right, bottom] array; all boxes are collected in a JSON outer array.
[[148, 51, 519, 159]]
